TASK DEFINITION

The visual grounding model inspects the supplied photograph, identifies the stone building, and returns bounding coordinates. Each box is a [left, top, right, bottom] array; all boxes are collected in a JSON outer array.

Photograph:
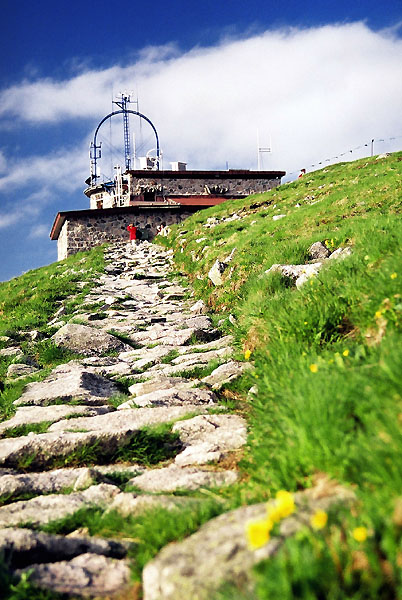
[[50, 165, 285, 260]]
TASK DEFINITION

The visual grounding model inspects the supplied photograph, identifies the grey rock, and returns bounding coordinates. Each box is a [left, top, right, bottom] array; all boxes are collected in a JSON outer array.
[[117, 388, 216, 409], [272, 213, 286, 220], [201, 361, 252, 390], [142, 486, 355, 600], [208, 260, 227, 286], [14, 362, 119, 407], [328, 246, 352, 260], [17, 553, 131, 598], [0, 484, 119, 527], [48, 405, 206, 433], [0, 527, 127, 568], [128, 376, 196, 397], [0, 467, 99, 500], [190, 299, 207, 314], [171, 347, 232, 366], [108, 492, 194, 517], [6, 364, 38, 378], [52, 323, 132, 356], [308, 241, 330, 260], [130, 464, 238, 492], [173, 414, 247, 466], [0, 405, 113, 434], [0, 429, 137, 470], [0, 347, 23, 357]]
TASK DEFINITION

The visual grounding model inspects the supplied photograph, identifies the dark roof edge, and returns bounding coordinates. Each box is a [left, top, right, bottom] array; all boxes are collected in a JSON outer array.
[[127, 169, 286, 179]]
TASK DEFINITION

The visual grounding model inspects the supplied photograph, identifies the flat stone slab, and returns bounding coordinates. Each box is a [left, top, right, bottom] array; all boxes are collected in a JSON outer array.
[[0, 467, 100, 501], [14, 362, 119, 407], [0, 405, 113, 435], [17, 553, 131, 598], [0, 429, 136, 470], [117, 388, 216, 409], [48, 405, 206, 433], [128, 376, 197, 397], [107, 492, 195, 517], [142, 484, 356, 600], [0, 484, 119, 527], [6, 363, 39, 378], [172, 414, 247, 466], [130, 464, 238, 492], [201, 361, 252, 390], [0, 527, 127, 568], [52, 323, 132, 356]]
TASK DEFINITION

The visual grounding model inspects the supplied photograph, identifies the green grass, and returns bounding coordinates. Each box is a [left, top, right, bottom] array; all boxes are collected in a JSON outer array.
[[160, 152, 402, 598], [0, 246, 104, 337], [0, 421, 51, 438]]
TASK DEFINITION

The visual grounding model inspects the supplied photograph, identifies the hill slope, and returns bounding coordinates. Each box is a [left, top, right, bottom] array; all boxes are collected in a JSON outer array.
[[159, 152, 402, 598]]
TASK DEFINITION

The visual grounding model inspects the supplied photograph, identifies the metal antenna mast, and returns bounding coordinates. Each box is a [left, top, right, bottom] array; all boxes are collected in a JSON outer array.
[[114, 93, 132, 171]]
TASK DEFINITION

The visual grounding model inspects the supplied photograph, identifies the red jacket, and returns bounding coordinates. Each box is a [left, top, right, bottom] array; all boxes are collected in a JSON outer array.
[[127, 225, 137, 240]]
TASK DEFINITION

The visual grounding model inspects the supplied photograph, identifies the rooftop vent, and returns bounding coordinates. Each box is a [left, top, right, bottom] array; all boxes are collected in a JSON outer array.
[[170, 161, 187, 171]]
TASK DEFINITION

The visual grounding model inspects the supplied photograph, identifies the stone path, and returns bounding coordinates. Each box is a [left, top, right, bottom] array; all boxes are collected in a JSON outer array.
[[0, 241, 249, 598]]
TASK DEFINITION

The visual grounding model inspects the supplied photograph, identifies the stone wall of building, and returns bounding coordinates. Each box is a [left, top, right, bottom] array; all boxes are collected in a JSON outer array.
[[57, 207, 193, 260], [131, 175, 281, 197]]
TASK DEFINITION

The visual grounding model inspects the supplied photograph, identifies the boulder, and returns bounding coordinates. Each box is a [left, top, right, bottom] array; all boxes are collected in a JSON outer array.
[[0, 405, 112, 434], [117, 387, 216, 409], [16, 553, 131, 598], [52, 323, 132, 356], [14, 362, 119, 407], [308, 241, 330, 260]]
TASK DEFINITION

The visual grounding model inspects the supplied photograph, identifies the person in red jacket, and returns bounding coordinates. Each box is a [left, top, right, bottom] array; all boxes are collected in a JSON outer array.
[[127, 223, 137, 247]]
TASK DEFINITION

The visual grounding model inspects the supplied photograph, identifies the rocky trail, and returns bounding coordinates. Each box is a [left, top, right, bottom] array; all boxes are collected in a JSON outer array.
[[0, 242, 250, 598], [0, 242, 354, 599]]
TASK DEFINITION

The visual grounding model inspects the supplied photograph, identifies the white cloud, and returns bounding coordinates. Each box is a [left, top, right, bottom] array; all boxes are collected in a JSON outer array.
[[28, 223, 49, 239], [0, 22, 401, 200]]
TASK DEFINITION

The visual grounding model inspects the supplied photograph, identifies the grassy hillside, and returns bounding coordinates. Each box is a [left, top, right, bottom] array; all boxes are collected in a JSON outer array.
[[159, 152, 402, 598]]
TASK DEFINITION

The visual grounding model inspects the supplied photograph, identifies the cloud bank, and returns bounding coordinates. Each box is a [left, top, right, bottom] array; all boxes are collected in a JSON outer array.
[[0, 22, 401, 233]]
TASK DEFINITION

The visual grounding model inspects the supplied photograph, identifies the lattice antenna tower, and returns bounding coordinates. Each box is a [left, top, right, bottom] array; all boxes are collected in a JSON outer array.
[[113, 92, 135, 171]]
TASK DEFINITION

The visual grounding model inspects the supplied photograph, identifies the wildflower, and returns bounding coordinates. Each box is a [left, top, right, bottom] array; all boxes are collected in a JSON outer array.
[[275, 490, 296, 518], [391, 273, 397, 279], [304, 321, 308, 325], [244, 349, 252, 361], [375, 310, 382, 319], [364, 255, 370, 261], [310, 510, 328, 530], [353, 527, 368, 542], [246, 518, 272, 549], [342, 349, 349, 357], [309, 364, 318, 373]]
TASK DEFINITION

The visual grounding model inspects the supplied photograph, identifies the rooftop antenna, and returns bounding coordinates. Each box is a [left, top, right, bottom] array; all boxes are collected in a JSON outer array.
[[257, 129, 272, 170], [113, 92, 134, 171]]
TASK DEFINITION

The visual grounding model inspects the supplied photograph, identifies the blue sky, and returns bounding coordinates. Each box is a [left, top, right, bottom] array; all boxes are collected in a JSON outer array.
[[1, 0, 402, 281]]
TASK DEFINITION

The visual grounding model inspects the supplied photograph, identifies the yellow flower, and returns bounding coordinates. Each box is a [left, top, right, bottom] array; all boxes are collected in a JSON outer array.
[[391, 273, 397, 280], [309, 364, 318, 373], [375, 310, 382, 319], [342, 349, 349, 357], [244, 349, 252, 361], [310, 510, 328, 530], [304, 321, 308, 325], [275, 490, 296, 518], [353, 527, 368, 542], [246, 518, 272, 549]]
